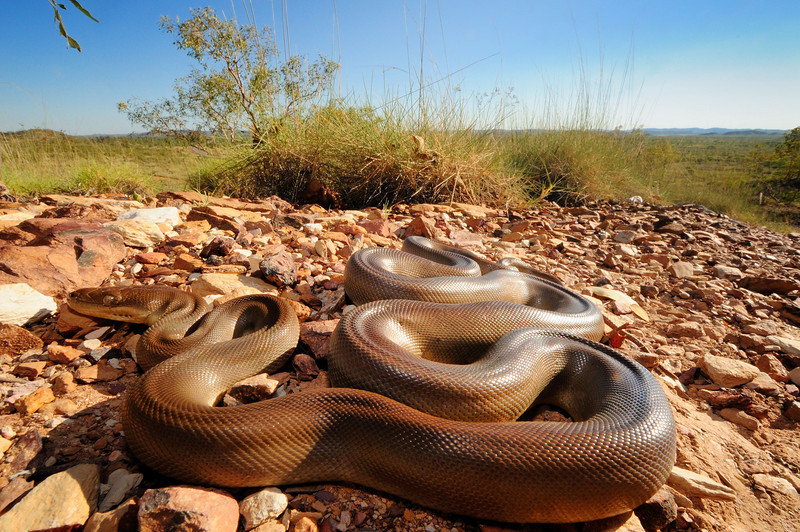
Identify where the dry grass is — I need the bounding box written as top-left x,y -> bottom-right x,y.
190,102 -> 525,208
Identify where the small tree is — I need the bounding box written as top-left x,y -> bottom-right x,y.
119,7 -> 339,143
775,126 -> 800,186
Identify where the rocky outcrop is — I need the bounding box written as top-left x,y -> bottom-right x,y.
0,194 -> 797,530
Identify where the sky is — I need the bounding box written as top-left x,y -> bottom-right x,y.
1,1 -> 799,135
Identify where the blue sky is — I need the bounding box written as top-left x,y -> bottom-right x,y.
2,1 -> 799,134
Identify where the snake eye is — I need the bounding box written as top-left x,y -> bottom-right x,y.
102,294 -> 119,306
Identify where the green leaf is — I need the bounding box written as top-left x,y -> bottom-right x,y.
67,35 -> 81,52
68,0 -> 99,23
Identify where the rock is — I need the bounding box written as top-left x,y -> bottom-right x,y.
744,372 -> 781,395
452,202 -> 494,218
173,252 -> 205,272
135,251 -> 168,265
699,354 -> 760,387
41,194 -> 145,214
0,476 -> 34,513
357,218 -> 391,237
292,353 -> 320,380
186,205 -> 248,232
41,396 -> 79,416
667,261 -> 695,278
789,367 -> 800,387
0,429 -> 42,487
15,386 -> 55,414
13,360 -> 47,379
299,320 -> 339,360
768,335 -> 800,357
752,474 -> 799,498
48,343 -> 85,364
742,320 -> 778,336
0,323 -> 43,357
712,264 -> 744,279
229,374 -> 279,403
633,487 -> 677,531
239,487 -> 289,529
191,273 -> 279,298
666,321 -> 705,339
293,515 -> 319,532
98,468 -> 143,512
0,225 -> 126,297
0,283 -> 57,325
51,372 -> 77,395
104,220 -> 165,248
785,401 -> 800,421
138,485 -> 239,532
84,497 -> 138,532
259,251 -> 298,288
738,276 -> 800,295
117,206 -> 181,227
755,353 -> 789,382
667,466 -> 737,501
404,215 -> 440,238
614,230 -> 637,244
74,360 -> 124,383
0,211 -> 35,230
719,408 -> 760,431
0,463 -> 100,531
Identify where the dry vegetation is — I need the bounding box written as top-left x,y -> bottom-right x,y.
0,125 -> 796,231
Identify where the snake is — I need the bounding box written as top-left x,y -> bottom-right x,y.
66,236 -> 676,524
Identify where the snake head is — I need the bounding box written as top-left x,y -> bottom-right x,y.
67,287 -> 152,323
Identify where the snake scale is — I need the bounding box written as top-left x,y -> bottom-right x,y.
67,236 -> 676,524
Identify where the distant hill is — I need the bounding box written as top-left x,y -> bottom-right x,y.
643,128 -> 786,136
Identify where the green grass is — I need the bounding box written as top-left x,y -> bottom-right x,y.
1,126 -> 797,231
501,129 -> 676,204
641,134 -> 795,230
0,129 -> 231,198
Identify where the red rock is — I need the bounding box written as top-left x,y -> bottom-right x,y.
640,253 -> 670,267
755,354 -> 789,382
666,261 -> 695,279
404,215 -> 440,238
138,486 -> 239,532
13,361 -> 47,379
357,218 -> 391,238
200,236 -> 237,257
0,476 -> 34,513
738,276 -> 800,295
0,323 -> 43,357
0,225 -> 126,297
186,206 -> 245,233
56,301 -> 107,336
299,320 -> 339,360
74,360 -> 124,383
666,321 -> 705,339
173,253 -> 205,272
135,252 -> 168,264
84,497 -> 138,532
292,353 -> 320,380
51,372 -> 77,395
16,386 -> 55,414
260,251 -> 297,288
47,343 -> 84,364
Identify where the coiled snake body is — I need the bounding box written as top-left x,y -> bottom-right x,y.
67,236 -> 676,523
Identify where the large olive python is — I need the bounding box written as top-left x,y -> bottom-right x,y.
67,236 -> 676,523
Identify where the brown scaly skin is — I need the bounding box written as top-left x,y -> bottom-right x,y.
67,237 -> 676,523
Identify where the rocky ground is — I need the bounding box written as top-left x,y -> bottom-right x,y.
0,191 -> 797,531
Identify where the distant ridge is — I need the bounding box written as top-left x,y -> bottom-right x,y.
643,127 -> 786,136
